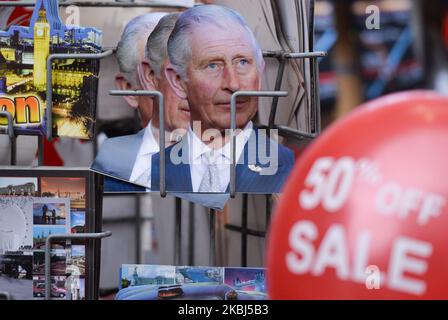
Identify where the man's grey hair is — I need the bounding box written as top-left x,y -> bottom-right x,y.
167,5 -> 264,80
116,12 -> 167,84
145,13 -> 180,79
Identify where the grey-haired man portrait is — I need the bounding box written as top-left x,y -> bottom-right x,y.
115,12 -> 167,128
150,5 -> 295,195
92,13 -> 191,189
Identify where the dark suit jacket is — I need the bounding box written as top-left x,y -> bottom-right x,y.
150,127 -> 295,194
103,176 -> 146,193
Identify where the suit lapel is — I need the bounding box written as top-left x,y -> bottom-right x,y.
169,137 -> 193,192
166,161 -> 192,192
225,128 -> 259,193
152,139 -> 193,192
226,127 -> 287,193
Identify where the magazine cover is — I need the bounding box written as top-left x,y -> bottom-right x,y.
117,264 -> 267,300
0,0 -> 102,139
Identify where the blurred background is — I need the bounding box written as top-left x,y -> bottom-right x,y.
315,0 -> 448,127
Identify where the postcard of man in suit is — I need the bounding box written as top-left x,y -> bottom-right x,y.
150,5 -> 295,195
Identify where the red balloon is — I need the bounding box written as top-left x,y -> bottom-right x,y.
267,91 -> 448,299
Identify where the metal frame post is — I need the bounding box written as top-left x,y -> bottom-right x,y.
46,51 -> 113,139
241,193 -> 248,267
45,231 -> 112,300
109,90 -> 166,197
0,111 -> 16,165
230,91 -> 288,198
209,209 -> 216,266
174,197 -> 182,265
188,202 -> 195,265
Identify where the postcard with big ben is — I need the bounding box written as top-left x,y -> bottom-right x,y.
0,0 -> 102,139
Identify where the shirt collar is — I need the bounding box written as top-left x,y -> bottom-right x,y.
188,121 -> 254,163
138,121 -> 160,156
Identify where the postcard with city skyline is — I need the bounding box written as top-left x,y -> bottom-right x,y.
117,265 -> 267,300
1,168 -> 97,300
0,0 -> 102,139
67,244 -> 85,276
33,198 -> 69,226
120,264 -> 176,289
33,249 -> 66,276
175,266 -> 223,285
0,177 -> 38,196
33,225 -> 66,250
40,177 -> 86,209
224,267 -> 267,294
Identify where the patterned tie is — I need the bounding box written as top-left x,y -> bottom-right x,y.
198,151 -> 222,192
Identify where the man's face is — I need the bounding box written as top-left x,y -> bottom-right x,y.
181,23 -> 261,132
158,59 -> 190,132
116,35 -> 154,128
135,87 -> 154,128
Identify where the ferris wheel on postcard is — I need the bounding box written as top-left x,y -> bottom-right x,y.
0,197 -> 33,254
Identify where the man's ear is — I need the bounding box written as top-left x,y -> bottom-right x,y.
165,63 -> 188,99
115,73 -> 139,109
258,58 -> 266,90
138,60 -> 157,91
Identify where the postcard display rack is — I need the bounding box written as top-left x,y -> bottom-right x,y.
0,0 -> 114,300
0,0 -> 326,299
106,0 -> 326,270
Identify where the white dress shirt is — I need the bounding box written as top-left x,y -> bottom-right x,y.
129,121 -> 160,188
188,121 -> 253,192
